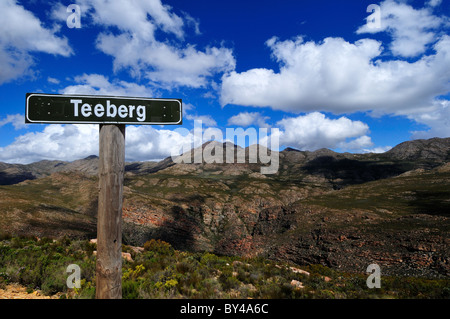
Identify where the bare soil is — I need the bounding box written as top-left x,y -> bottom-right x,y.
0,283 -> 61,299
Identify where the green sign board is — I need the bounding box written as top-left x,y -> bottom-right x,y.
26,93 -> 182,125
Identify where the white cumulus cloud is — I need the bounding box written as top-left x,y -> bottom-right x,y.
357,0 -> 446,58
221,35 -> 450,115
185,114 -> 217,127
0,124 -> 98,164
275,112 -> 371,151
427,0 -> 442,7
0,123 -> 195,164
60,74 -> 155,97
228,112 -> 271,128
220,0 -> 450,140
0,114 -> 28,130
0,0 -> 73,84
409,99 -> 450,139
69,0 -> 235,89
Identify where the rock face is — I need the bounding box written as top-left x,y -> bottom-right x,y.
0,137 -> 449,278
253,204 -> 449,278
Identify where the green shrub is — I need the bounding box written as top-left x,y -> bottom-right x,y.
197,278 -> 221,298
41,275 -> 66,295
122,280 -> 141,299
58,235 -> 71,247
82,241 -> 96,257
72,280 -> 96,299
0,232 -> 12,241
1,235 -> 449,299
36,237 -> 54,246
0,276 -> 8,289
143,239 -> 174,256
10,237 -> 24,249
175,261 -> 193,274
306,264 -> 337,278
258,279 -> 291,298
180,269 -> 203,290
219,272 -> 241,291
123,264 -> 145,281
200,252 -> 219,266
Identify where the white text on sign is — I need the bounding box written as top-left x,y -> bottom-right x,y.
71,99 -> 146,121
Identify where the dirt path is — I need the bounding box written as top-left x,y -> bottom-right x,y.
0,283 -> 61,299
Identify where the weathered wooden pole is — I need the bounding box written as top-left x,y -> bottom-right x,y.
96,124 -> 125,299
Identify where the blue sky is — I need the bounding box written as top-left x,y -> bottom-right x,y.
0,0 -> 449,163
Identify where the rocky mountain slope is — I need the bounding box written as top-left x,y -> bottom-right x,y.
0,137 -> 449,278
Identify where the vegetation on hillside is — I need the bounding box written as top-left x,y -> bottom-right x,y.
0,234 -> 448,299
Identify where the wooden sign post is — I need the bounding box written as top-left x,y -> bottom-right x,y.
26,93 -> 182,299
96,124 -> 125,299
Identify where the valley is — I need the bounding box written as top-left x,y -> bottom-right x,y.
0,137 -> 449,279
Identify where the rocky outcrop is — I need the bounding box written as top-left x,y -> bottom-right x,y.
253,205 -> 449,278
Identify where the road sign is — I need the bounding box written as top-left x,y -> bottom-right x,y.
25,92 -> 183,299
26,93 -> 182,125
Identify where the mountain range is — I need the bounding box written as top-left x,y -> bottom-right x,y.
0,137 -> 449,278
